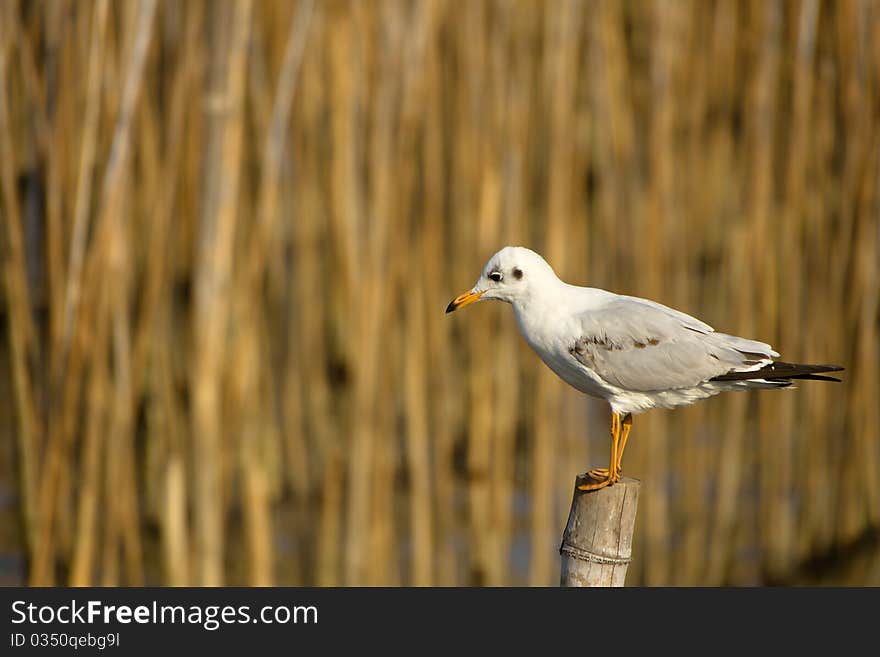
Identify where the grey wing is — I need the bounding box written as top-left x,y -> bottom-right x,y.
570,298 -> 779,392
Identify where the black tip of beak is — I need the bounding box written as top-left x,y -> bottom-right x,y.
445,300 -> 457,314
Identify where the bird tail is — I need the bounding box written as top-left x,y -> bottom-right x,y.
710,361 -> 844,384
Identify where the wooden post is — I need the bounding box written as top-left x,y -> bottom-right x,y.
559,476 -> 640,587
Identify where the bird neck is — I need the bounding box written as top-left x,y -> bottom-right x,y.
512,281 -> 611,333
511,278 -> 571,330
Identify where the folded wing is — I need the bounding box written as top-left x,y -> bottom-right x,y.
570,297 -> 779,392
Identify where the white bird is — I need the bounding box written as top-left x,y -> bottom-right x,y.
446,246 -> 843,491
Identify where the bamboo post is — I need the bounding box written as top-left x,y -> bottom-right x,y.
559,476 -> 640,587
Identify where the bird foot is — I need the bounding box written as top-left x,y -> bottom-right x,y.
578,476 -> 614,491
578,470 -> 620,491
586,466 -> 623,480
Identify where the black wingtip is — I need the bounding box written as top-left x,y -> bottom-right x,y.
711,362 -> 845,383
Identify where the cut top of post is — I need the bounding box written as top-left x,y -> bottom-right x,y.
559,476 -> 641,587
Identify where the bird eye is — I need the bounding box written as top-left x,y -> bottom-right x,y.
513,268 -> 523,280
489,271 -> 503,282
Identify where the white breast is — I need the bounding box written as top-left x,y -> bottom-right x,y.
513,299 -> 615,400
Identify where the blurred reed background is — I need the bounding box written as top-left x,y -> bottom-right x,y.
1,0 -> 879,586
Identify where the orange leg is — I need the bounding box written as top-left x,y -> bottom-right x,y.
592,414 -> 633,478
580,412 -> 622,491
614,413 -> 633,475
587,413 -> 618,480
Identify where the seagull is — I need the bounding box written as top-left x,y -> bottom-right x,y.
446,246 -> 843,491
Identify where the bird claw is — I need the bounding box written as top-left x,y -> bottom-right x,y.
587,466 -> 623,480
579,468 -> 620,491
578,476 -> 614,491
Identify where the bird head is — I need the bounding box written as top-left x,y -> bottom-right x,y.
446,246 -> 558,313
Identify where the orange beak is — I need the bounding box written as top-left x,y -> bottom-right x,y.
446,289 -> 485,313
